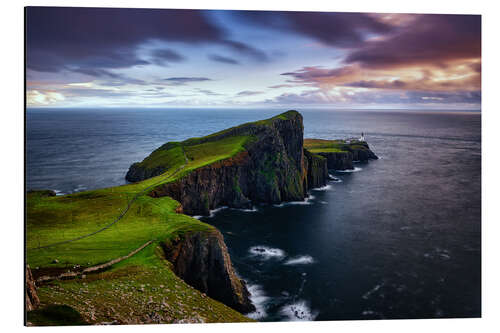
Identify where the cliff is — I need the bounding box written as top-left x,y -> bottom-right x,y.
162,230 -> 255,313
303,149 -> 328,189
304,138 -> 378,170
316,151 -> 353,170
130,111 -> 309,215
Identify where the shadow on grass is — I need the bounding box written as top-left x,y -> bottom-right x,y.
27,304 -> 88,326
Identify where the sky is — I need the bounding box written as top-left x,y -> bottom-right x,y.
25,7 -> 481,109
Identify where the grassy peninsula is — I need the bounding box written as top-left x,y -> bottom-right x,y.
26,111 -> 302,325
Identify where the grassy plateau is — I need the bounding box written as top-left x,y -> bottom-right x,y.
304,138 -> 366,154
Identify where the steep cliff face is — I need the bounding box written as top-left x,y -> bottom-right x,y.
147,111 -> 307,215
347,142 -> 379,162
317,151 -> 354,171
303,149 -> 328,189
304,140 -> 378,171
162,230 -> 255,313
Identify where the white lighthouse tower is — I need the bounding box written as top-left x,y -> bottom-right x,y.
360,132 -> 365,141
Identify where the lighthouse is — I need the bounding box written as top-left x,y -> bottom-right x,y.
360,132 -> 365,141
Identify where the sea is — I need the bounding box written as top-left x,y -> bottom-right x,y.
26,108 -> 481,321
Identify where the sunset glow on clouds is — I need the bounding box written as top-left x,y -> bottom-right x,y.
26,7 -> 481,109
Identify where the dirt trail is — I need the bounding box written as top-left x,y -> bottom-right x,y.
36,240 -> 154,284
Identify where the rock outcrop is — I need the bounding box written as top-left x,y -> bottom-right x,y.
26,265 -> 40,311
162,230 -> 255,313
348,142 -> 379,162
316,142 -> 378,171
316,151 -> 354,171
303,149 -> 328,189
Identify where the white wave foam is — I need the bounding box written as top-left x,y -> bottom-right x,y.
328,174 -> 343,183
279,300 -> 318,321
336,167 -> 362,173
209,206 -> 228,217
362,310 -> 383,317
249,246 -> 286,260
192,205 -> 255,219
284,255 -> 315,266
54,190 -> 65,196
246,284 -> 269,320
311,185 -> 332,191
424,248 -> 451,260
362,283 -> 383,300
231,206 -> 258,212
273,195 -> 315,207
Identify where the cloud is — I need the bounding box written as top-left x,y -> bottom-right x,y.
280,58 -> 481,93
344,14 -> 481,68
269,90 -> 334,105
237,11 -> 393,47
69,68 -> 148,86
344,80 -> 407,89
236,90 -> 265,97
281,65 -> 357,83
267,88 -> 481,107
163,77 -> 212,85
195,88 -> 223,96
27,90 -> 65,105
219,40 -> 268,61
268,84 -> 296,89
405,90 -> 481,104
150,49 -> 186,65
60,87 -> 137,99
276,14 -> 481,107
26,7 -> 267,74
208,54 -> 239,65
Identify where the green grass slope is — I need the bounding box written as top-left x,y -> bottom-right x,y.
26,111 -> 302,324
304,138 -> 366,153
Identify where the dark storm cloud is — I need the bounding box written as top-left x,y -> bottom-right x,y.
70,68 -> 148,85
163,77 -> 212,85
236,11 -> 393,47
195,88 -> 223,96
344,80 -> 407,89
26,7 -> 267,74
344,14 -> 481,68
219,40 -> 268,61
150,49 -> 186,65
236,90 -> 265,97
268,84 -> 295,89
281,66 -> 357,81
208,54 -> 240,65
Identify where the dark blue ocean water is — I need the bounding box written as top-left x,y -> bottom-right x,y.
26,108 -> 481,321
